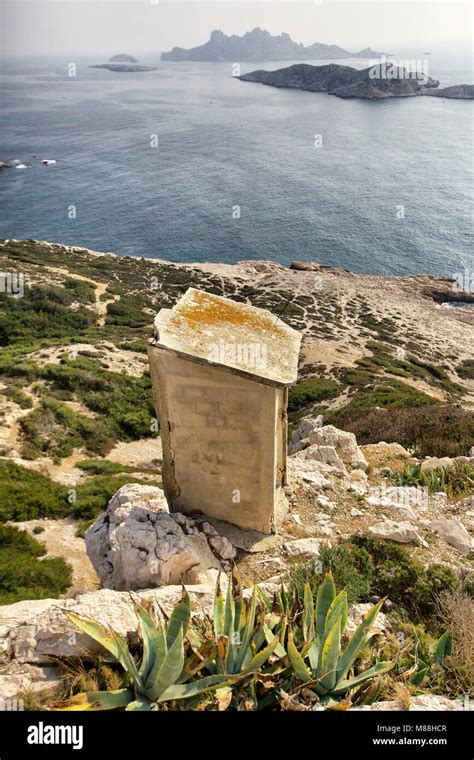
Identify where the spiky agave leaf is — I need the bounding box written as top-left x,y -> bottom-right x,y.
157,674 -> 237,702
315,573 -> 336,641
302,583 -> 315,642
60,688 -> 134,711
332,661 -> 394,695
146,626 -> 185,701
287,632 -> 311,683
134,603 -> 165,682
243,635 -> 279,674
336,598 -> 385,683
65,611 -> 142,689
165,587 -> 191,648
319,615 -> 342,692
213,573 -> 225,638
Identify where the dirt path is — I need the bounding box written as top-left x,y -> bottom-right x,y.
43,265 -> 119,326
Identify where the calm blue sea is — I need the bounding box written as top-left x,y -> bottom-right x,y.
0,51 -> 473,276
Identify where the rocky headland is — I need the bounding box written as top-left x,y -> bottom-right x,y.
238,63 -> 474,100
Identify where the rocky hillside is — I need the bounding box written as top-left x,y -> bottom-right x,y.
0,238 -> 472,710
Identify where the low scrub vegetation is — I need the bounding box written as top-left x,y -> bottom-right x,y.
390,462 -> 474,498
288,377 -> 340,412
0,284 -> 96,347
290,536 -> 468,625
330,403 -> 474,458
0,462 -> 155,523
0,525 -> 72,604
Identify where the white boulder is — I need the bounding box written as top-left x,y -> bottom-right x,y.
85,484 -> 228,590
429,517 -> 473,555
367,520 -> 428,547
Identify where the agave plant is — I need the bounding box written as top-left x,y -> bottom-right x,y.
209,574 -> 284,675
62,589 -> 233,710
409,628 -> 452,686
286,573 -> 393,701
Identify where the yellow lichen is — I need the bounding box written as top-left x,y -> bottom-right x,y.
170,289 -> 281,336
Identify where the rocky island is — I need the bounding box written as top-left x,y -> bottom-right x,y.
162,27 -> 387,62
90,54 -> 156,72
239,62 -> 474,100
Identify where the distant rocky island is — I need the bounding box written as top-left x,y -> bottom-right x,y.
161,28 -> 387,62
239,63 -> 474,100
90,54 -> 156,72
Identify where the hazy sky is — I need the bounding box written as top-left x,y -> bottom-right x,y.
1,1 -> 472,57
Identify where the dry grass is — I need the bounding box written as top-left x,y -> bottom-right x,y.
437,590 -> 474,695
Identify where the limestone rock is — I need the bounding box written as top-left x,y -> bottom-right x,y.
290,422 -> 367,473
429,517 -> 473,555
85,484 -> 223,590
283,538 -> 322,558
352,695 -> 468,711
208,535 -> 237,561
0,663 -> 61,700
361,441 -> 411,463
0,582 -> 220,666
366,486 -> 427,518
346,603 -> 391,636
421,456 -> 470,473
367,520 -> 427,547
287,457 -> 332,488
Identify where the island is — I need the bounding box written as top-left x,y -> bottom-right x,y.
108,54 -> 139,63
238,63 -> 474,100
90,54 -> 156,72
161,28 -> 387,62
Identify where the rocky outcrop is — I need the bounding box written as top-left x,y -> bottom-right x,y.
239,63 -> 473,100
162,28 -> 386,62
85,484 -> 236,590
367,520 -> 427,547
421,455 -> 472,472
0,583 -> 218,667
429,517 -> 473,555
290,421 -> 368,473
422,84 -> 474,99
352,695 -> 470,711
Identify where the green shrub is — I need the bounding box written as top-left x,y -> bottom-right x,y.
290,537 -> 465,627
1,386 -> 33,409
0,284 -> 96,347
330,403 -> 474,458
64,278 -> 96,304
0,525 -> 72,603
0,462 -> 69,522
288,377 -> 340,412
0,462 -> 156,523
342,380 -> 437,410
20,398 -> 116,459
456,359 -> 474,380
76,459 -> 135,475
350,535 -> 462,622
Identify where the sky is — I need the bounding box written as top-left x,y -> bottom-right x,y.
1,1 -> 472,57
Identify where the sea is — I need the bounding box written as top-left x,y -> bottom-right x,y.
0,50 -> 473,277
